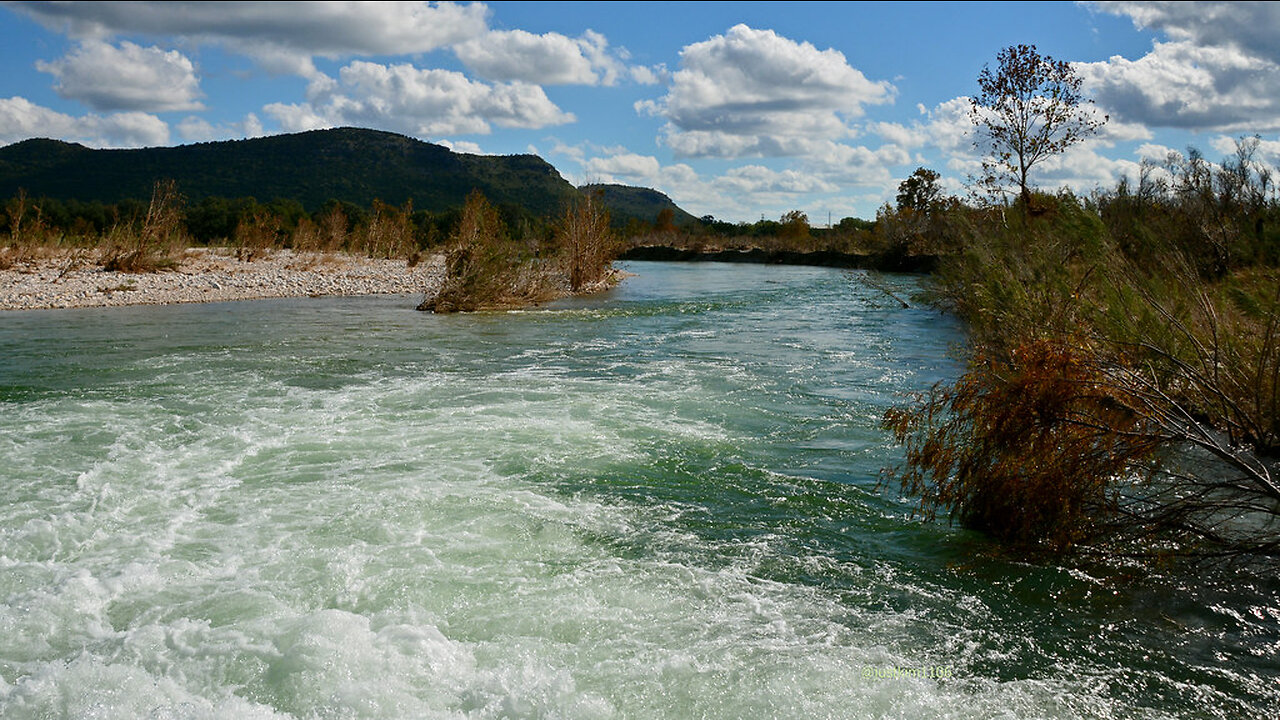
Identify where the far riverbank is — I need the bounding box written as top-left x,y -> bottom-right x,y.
618,244 -> 938,272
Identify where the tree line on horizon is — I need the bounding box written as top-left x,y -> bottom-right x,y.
0,183 -> 885,258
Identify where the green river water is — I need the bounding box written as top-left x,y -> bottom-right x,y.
0,261 -> 1275,718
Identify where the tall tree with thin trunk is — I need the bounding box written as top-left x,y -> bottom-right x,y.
970,44 -> 1106,206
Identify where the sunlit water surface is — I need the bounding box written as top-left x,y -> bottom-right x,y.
1,262 -> 1275,719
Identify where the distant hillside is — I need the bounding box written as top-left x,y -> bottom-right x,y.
580,183 -> 699,228
0,127 -> 579,216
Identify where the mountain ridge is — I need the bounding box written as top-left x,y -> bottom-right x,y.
0,128 -> 701,227
0,128 -> 578,217
578,183 -> 700,228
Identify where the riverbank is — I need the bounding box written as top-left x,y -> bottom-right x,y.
0,247 -> 444,311
618,244 -> 938,272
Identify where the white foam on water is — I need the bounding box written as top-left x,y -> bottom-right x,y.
1,274 -> 1272,718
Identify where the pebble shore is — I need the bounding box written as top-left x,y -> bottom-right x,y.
0,248 -> 445,311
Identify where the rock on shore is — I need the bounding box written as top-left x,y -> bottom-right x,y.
0,248 -> 445,311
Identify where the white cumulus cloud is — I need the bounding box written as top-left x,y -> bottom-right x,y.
0,96 -> 169,147
573,145 -> 893,223
176,113 -> 265,143
456,28 -> 654,86
638,24 -> 894,158
1077,41 -> 1280,132
264,60 -> 574,137
10,1 -> 491,86
434,138 -> 488,154
457,29 -> 601,85
1082,2 -> 1280,131
715,165 -> 839,195
1091,2 -> 1280,64
35,40 -> 203,112
583,152 -> 662,180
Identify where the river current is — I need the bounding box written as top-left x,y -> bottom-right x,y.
1,261 -> 1275,718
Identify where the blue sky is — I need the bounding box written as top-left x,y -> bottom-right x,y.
2,1 -> 1279,222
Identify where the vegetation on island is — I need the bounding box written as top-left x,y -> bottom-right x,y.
880,45 -> 1280,562
417,189 -> 618,312
608,176 -> 949,271
616,205 -> 930,271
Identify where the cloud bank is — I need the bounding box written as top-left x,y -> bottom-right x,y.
0,96 -> 168,147
10,1 -> 489,56
266,61 -> 574,137
1082,2 -> 1280,131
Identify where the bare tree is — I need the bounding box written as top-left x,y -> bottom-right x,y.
556,191 -> 615,291
970,44 -> 1106,206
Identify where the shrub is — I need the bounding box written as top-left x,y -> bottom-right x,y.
555,191 -> 617,291
355,200 -> 417,260
316,203 -> 350,253
884,338 -> 1161,553
420,190 -> 557,312
232,210 -> 282,261
101,180 -> 186,272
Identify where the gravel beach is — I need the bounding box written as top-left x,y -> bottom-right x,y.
0,248 -> 445,311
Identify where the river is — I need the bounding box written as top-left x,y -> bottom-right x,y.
0,261 -> 1275,718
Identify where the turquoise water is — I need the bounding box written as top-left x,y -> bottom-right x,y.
0,261 -> 1275,719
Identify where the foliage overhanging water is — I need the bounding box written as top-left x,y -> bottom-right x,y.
0,261 -> 1275,719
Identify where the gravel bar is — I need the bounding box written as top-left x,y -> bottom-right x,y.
0,248 -> 445,311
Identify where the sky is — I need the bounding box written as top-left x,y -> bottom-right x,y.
2,1 -> 1279,223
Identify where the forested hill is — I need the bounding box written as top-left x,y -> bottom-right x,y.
0,127 -> 580,216
579,183 -> 701,228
